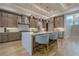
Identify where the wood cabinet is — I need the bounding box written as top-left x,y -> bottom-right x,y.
42,20 -> 47,28
48,18 -> 54,31
0,33 -> 8,43
0,12 -> 2,27
54,15 -> 64,28
0,32 -> 20,43
2,12 -> 8,27
8,32 -> 20,41
0,11 -> 19,27
1,33 -> 8,42
14,32 -> 21,40
0,33 -> 2,42
7,14 -> 18,27
30,19 -> 37,28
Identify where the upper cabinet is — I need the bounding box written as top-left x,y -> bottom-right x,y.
48,18 -> 54,31
54,15 -> 64,28
29,16 -> 37,28
7,13 -> 18,27
2,12 -> 8,27
42,20 -> 47,28
0,12 -> 2,27
0,11 -> 20,27
30,19 -> 37,28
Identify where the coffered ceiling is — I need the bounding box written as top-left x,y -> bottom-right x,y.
0,3 -> 79,19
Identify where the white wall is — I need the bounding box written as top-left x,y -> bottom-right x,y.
64,12 -> 79,39
64,15 -> 73,39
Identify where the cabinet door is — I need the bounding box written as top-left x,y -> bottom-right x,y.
59,16 -> 64,27
13,15 -> 18,27
55,16 -> 64,28
18,16 -> 22,23
12,14 -> 18,27
14,32 -> 20,40
8,32 -> 20,41
1,33 -> 8,42
2,12 -> 8,27
8,14 -> 18,27
55,17 -> 60,28
8,33 -> 15,41
42,20 -> 47,28
0,33 -> 2,42
0,12 -> 2,27
29,16 -> 37,28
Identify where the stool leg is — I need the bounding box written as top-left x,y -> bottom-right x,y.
46,44 -> 49,56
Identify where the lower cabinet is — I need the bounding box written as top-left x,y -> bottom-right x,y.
0,32 -> 21,43
0,33 -> 2,42
1,33 -> 8,42
0,33 -> 8,43
8,32 -> 20,41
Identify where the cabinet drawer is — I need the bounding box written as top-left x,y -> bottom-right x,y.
8,32 -> 20,41
0,34 -> 2,42
0,12 -> 2,27
1,33 -> 8,42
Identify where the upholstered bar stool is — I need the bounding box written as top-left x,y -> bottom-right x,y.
35,34 -> 49,55
58,31 -> 64,39
49,32 -> 58,40
49,32 -> 58,47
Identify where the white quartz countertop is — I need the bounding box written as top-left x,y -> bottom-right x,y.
26,31 -> 54,36
54,28 -> 64,31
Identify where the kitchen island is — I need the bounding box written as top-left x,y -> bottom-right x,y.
21,31 -> 53,55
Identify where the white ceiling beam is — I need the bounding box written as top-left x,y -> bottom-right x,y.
48,7 -> 79,19
32,3 -> 49,14
59,3 -> 68,10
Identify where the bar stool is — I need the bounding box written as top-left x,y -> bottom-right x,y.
49,32 -> 58,40
58,31 -> 64,39
35,34 -> 49,55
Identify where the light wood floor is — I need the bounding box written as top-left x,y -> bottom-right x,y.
63,29 -> 79,56
0,40 -> 29,56
0,39 -> 63,56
